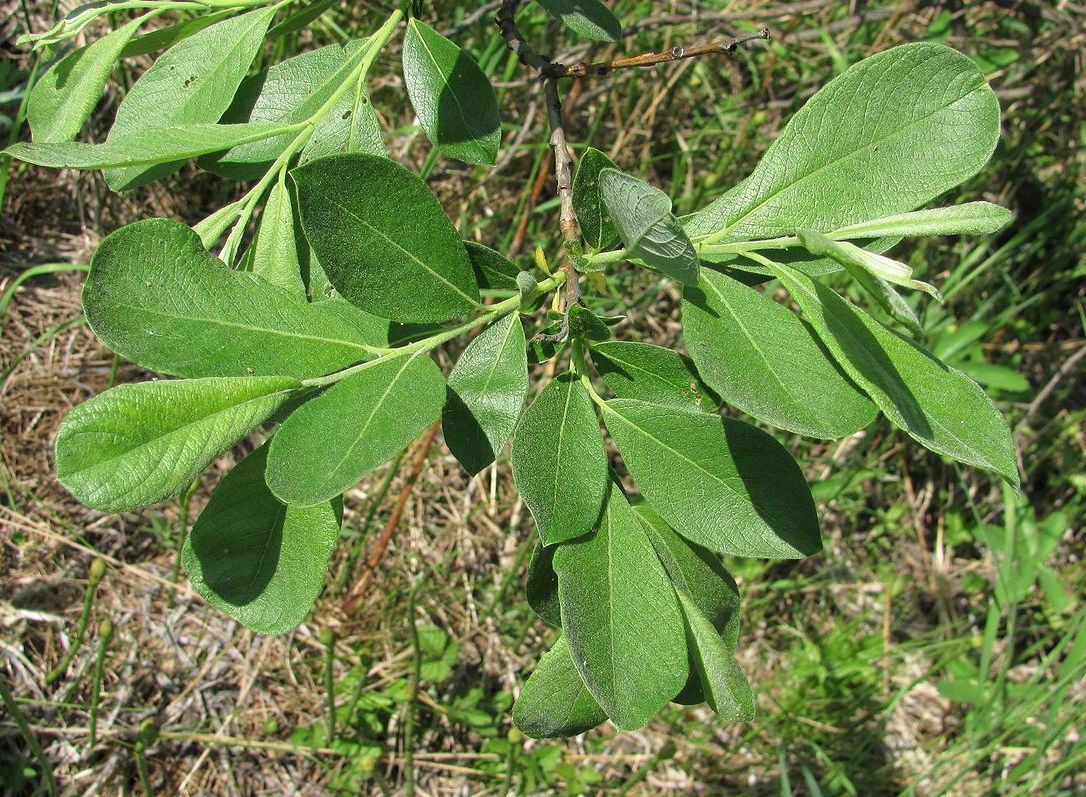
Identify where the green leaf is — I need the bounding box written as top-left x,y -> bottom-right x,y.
512,635 -> 607,739
600,399 -> 821,558
250,178 -> 306,297
796,230 -> 923,334
693,43 -> 1000,241
533,0 -> 622,42
200,42 -> 363,178
82,218 -> 382,380
293,153 -> 480,323
120,10 -> 233,59
510,374 -> 608,545
4,122 -> 292,170
402,19 -> 500,165
526,542 -> 560,627
466,242 -> 520,291
632,499 -> 740,649
28,18 -> 142,143
590,340 -> 717,412
682,269 -> 876,438
600,169 -> 699,284
675,591 -> 756,722
572,147 -> 619,250
267,352 -> 446,506
828,202 -> 1013,241
301,57 -> 384,164
553,484 -> 687,730
182,445 -> 340,634
443,314 -> 528,475
55,376 -> 299,513
567,304 -> 610,342
104,6 -> 278,189
769,261 -> 1019,486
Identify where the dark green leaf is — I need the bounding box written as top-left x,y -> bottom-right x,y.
402,19 -> 500,165
675,590 -> 756,721
444,314 -> 528,475
466,242 -> 520,291
533,0 -> 622,42
590,340 -> 717,412
55,376 -> 299,513
769,262 -> 1020,486
182,445 -> 339,634
553,484 -> 687,730
526,542 -> 560,627
512,635 -> 607,738
572,147 -> 619,250
293,153 -> 480,323
510,374 -> 608,545
682,269 -> 876,438
267,352 -> 446,506
567,304 -> 610,342
82,218 -> 382,380
601,399 -> 821,558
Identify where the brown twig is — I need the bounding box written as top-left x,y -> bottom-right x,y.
554,29 -> 770,77
343,422 -> 440,614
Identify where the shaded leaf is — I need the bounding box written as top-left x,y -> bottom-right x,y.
512,635 -> 607,738
533,0 -> 622,41
572,147 -> 619,250
675,590 -> 756,721
590,340 -> 717,412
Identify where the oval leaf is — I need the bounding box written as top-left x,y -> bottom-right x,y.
572,147 -> 620,250
443,314 -> 528,475
510,374 -> 608,545
675,590 -> 756,722
682,269 -> 876,438
590,340 -> 717,412
601,399 -> 821,558
267,352 -> 446,506
82,218 -> 383,380
533,0 -> 622,42
769,261 -> 1020,486
553,484 -> 688,730
182,445 -> 340,634
55,376 -> 299,513
403,18 -> 500,165
293,153 -> 480,323
512,635 -> 607,739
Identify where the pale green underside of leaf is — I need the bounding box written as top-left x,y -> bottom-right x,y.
600,169 -> 698,284
182,445 -> 339,634
590,340 -> 717,412
293,153 -> 480,323
267,352 -> 446,506
601,399 -> 821,558
5,122 -> 292,170
533,0 -> 622,41
82,218 -> 382,380
510,374 -> 609,546
104,6 -> 278,189
830,202 -> 1013,240
553,485 -> 687,730
55,376 -> 299,513
403,18 -> 500,165
770,262 -> 1020,486
512,635 -> 607,739
444,314 -> 528,475
682,269 -> 876,438
689,42 -> 1000,242
675,590 -> 756,721
28,18 -> 142,143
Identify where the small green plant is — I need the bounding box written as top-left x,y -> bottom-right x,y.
8,0 -> 1019,737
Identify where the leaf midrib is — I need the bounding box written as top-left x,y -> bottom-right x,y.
410,23 -> 490,158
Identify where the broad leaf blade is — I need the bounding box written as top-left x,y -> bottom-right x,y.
675,590 -> 756,722
293,153 -> 480,323
590,340 -> 717,412
682,269 -> 876,438
104,6 -> 278,189
769,262 -> 1020,486
696,43 -> 1000,241
510,374 -> 608,545
182,445 -> 340,634
444,314 -> 528,475
572,147 -> 620,250
267,353 -> 446,506
28,18 -> 142,143
600,169 -> 699,284
466,242 -> 520,291
403,19 -> 500,165
601,399 -> 821,558
553,484 -> 688,730
533,0 -> 622,41
55,376 -> 299,513
512,635 -> 607,739
82,218 -> 382,380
